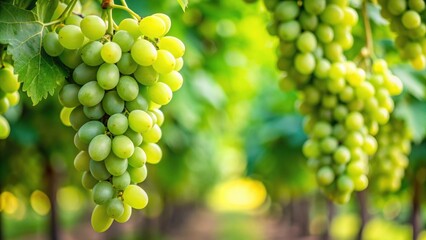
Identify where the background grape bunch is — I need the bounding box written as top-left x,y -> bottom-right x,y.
0,50 -> 20,140
43,3 -> 185,232
370,116 -> 412,192
378,0 -> 426,69
260,0 -> 403,203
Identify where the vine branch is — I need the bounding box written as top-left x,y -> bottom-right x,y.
362,0 -> 374,58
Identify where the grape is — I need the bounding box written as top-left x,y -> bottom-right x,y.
128,165 -> 147,183
107,113 -> 128,135
112,30 -> 135,52
275,1 -> 299,22
278,21 -> 301,41
88,134 -> 112,161
134,66 -> 159,86
59,49 -> 82,69
73,63 -> 98,85
83,104 -> 105,120
0,115 -> 10,139
78,81 -> 105,107
115,203 -> 132,223
119,18 -> 141,39
128,110 -> 153,133
112,135 -> 134,159
106,198 -> 124,219
81,41 -> 104,66
60,107 -> 73,127
97,63 -> 120,90
128,147 -> 147,168
91,204 -> 114,233
304,0 -> 326,15
74,151 -> 90,172
117,76 -> 139,101
295,52 -> 315,75
175,57 -> 184,71
92,181 -> 114,205
159,71 -> 183,92
78,121 -> 105,144
105,153 -> 128,176
101,42 -> 122,64
117,52 -> 138,75
131,39 -> 157,66
122,185 -> 148,209
43,32 -> 64,57
147,82 -> 173,105
296,31 -> 317,53
142,143 -> 162,164
139,15 -> 166,38
59,84 -> 81,108
112,172 -> 131,190
152,50 -> 176,74
65,15 -> 82,26
126,94 -> 149,112
317,166 -> 334,186
142,124 -> 162,143
80,15 -> 107,40
58,25 -> 85,50
102,91 -> 125,115
153,13 -> 171,34
157,36 -> 185,58
125,129 -> 143,147
82,171 -> 98,190
320,4 -> 344,25
90,159 -> 111,181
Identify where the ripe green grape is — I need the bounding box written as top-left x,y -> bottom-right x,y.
147,82 -> 173,105
78,81 -> 105,107
142,143 -> 162,164
157,36 -> 185,58
97,63 -> 120,90
90,159 -> 111,181
117,76 -> 139,101
43,32 -> 64,57
131,39 -> 157,66
134,66 -> 159,86
0,115 -> 10,139
74,151 -> 90,172
81,41 -> 104,66
60,107 -> 73,127
122,184 -> 148,209
106,198 -> 124,219
101,42 -> 122,64
128,110 -> 153,133
142,124 -> 162,143
92,181 -> 114,205
78,121 -> 105,145
83,104 -> 105,120
82,171 -> 98,190
107,113 -> 128,135
88,134 -> 112,161
105,153 -> 128,176
112,135 -> 134,159
102,91 -> 125,115
274,1 -> 299,22
115,203 -> 132,223
128,147 -> 147,168
139,15 -> 166,38
112,172 -> 131,190
80,15 -> 107,40
112,30 -> 134,52
117,52 -> 138,75
58,25 -> 85,50
159,71 -> 183,92
119,18 -> 141,39
73,63 -> 98,85
59,49 -> 82,69
70,106 -> 90,131
91,204 -> 114,233
59,84 -> 81,108
296,31 -> 317,53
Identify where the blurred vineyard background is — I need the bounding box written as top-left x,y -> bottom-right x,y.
2,0 -> 426,239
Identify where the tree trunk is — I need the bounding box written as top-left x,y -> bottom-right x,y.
321,199 -> 334,240
356,190 -> 368,240
412,173 -> 422,240
41,148 -> 59,240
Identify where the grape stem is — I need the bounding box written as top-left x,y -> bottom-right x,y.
110,4 -> 141,21
44,0 -> 78,27
362,0 -> 374,58
107,7 -> 115,36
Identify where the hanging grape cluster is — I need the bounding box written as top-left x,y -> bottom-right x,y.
370,117 -> 411,192
378,0 -> 426,69
260,0 -> 403,203
43,3 -> 185,232
0,51 -> 20,139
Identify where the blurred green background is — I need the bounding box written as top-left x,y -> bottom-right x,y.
2,0 -> 426,239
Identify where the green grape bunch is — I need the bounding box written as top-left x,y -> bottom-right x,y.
257,0 -> 404,203
0,53 -> 21,140
43,2 -> 185,232
370,117 -> 412,192
378,0 -> 426,69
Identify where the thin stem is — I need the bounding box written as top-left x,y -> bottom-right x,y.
110,4 -> 141,21
362,0 -> 374,58
107,7 -> 114,36
120,0 -> 128,8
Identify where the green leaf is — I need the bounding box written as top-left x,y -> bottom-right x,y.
35,0 -> 58,22
394,99 -> 426,144
176,0 -> 188,12
0,3 -> 66,105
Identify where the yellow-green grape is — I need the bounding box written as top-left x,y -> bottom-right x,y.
0,115 -> 10,139
115,202 -> 132,223
58,25 -> 85,50
80,15 -> 107,40
142,142 -> 162,164
131,39 -> 157,66
119,18 -> 141,39
147,82 -> 173,105
122,185 -> 148,209
139,15 -> 166,38
157,36 -> 185,58
153,13 -> 171,34
60,107 -> 73,127
91,204 -> 114,233
152,50 -> 176,74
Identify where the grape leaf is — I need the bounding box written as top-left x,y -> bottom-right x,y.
176,0 -> 188,12
394,99 -> 426,144
36,0 -> 58,22
0,3 -> 66,105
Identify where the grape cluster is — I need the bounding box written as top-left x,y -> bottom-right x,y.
370,117 -> 411,192
43,11 -> 184,232
0,60 -> 20,139
302,60 -> 402,203
261,0 -> 403,203
378,0 -> 426,69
